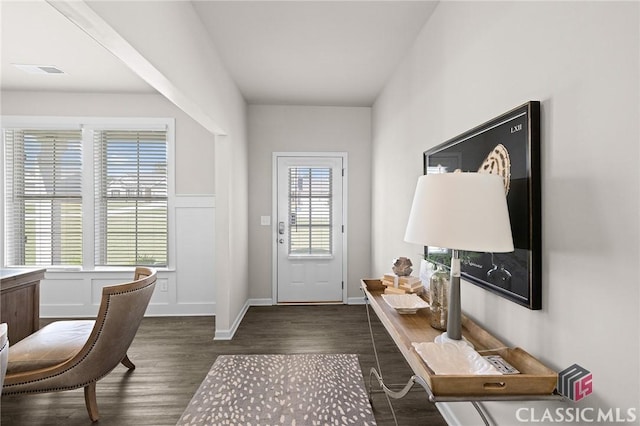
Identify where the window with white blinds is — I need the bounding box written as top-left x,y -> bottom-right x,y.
3,129 -> 83,266
288,167 -> 332,256
2,117 -> 173,269
94,130 -> 168,266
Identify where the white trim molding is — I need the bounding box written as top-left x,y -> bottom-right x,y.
38,195 -> 216,317
347,296 -> 367,305
214,300 -> 251,341
213,297 -> 371,341
213,298 -> 272,341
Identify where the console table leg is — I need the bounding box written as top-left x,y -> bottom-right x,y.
471,401 -> 492,426
369,367 -> 432,400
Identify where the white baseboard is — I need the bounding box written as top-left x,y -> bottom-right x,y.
213,298 -> 277,340
146,302 -> 215,316
248,298 -> 274,306
214,300 -> 251,341
213,296 -> 372,340
437,402 -> 462,425
41,302 -> 216,318
347,296 -> 367,305
42,295 -> 363,338
436,401 -> 490,425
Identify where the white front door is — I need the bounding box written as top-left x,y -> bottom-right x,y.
275,155 -> 344,303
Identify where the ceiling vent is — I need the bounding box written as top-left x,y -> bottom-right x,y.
12,64 -> 65,75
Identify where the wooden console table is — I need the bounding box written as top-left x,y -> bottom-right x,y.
361,278 -> 563,425
1,268 -> 46,343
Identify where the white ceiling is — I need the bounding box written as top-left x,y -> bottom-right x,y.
0,1 -> 155,94
192,1 -> 437,106
1,1 -> 437,107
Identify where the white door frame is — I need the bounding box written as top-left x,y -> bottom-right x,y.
272,152 -> 348,304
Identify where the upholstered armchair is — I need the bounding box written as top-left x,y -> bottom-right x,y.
2,267 -> 156,422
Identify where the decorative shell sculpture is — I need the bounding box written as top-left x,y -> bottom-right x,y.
392,257 -> 413,276
477,143 -> 511,195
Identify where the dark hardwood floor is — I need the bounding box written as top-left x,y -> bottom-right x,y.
1,305 -> 447,426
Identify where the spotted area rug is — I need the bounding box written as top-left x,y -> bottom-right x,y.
177,354 -> 376,426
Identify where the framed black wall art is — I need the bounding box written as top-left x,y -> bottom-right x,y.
423,101 -> 541,309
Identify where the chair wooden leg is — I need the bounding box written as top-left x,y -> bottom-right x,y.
120,353 -> 136,370
84,382 -> 100,422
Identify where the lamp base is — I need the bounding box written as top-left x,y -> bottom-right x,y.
434,332 -> 474,348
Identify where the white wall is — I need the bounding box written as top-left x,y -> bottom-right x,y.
1,91 -> 215,195
1,0 -> 249,336
1,91 -> 216,316
84,1 -> 249,338
372,2 -> 639,424
248,105 -> 371,303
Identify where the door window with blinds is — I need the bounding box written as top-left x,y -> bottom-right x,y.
288,167 -> 333,256
2,118 -> 173,269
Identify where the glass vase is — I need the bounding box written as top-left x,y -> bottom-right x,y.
429,263 -> 449,331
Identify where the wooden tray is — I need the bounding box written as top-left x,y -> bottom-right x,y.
362,279 -> 557,397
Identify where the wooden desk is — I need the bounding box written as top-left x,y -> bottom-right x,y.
1,268 -> 46,343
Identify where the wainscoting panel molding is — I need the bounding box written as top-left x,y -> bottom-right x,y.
39,195 -> 216,317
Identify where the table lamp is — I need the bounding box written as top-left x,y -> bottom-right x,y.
404,172 -> 514,342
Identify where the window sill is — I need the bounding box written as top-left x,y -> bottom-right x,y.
13,266 -> 176,274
